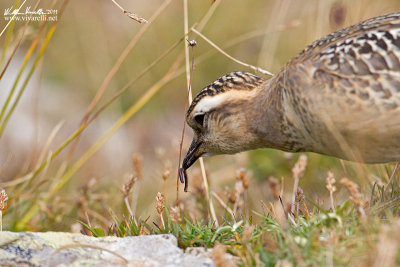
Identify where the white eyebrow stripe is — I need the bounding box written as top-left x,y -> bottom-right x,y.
194,94 -> 227,114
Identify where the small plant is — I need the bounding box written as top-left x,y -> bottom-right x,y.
0,189 -> 8,231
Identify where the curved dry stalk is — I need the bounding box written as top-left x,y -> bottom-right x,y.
48,243 -> 128,265
384,163 -> 399,194
211,191 -> 235,220
110,0 -> 148,23
191,28 -> 273,76
179,0 -> 219,226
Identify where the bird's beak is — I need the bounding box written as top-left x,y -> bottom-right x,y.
182,139 -> 203,170
179,139 -> 203,192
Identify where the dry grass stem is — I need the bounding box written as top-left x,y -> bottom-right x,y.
122,175 -> 137,217
124,11 -> 148,24
34,121 -> 64,171
192,28 -> 273,76
199,156 -> 219,225
162,170 -> 170,197
276,197 -> 288,229
177,2 -> 196,198
268,177 -> 281,200
292,155 -> 307,180
291,155 -> 307,214
237,168 -> 249,189
110,0 -> 148,23
340,178 -> 367,217
0,155 -> 12,177
257,0 -> 291,69
295,187 -> 310,219
212,191 -> 235,219
181,3 -> 219,225
122,175 -> 136,198
139,224 -> 146,235
162,170 -> 170,181
226,187 -> 237,204
260,200 -> 272,215
86,209 -> 111,228
233,169 -> 249,214
85,211 -> 92,229
0,189 -> 8,232
326,171 -> 337,212
242,225 -> 255,243
384,162 -> 399,194
183,0 -> 192,93
170,205 -> 182,223
196,0 -> 221,31
176,0 -> 198,200
233,187 -> 244,214
133,155 -> 143,180
156,192 -> 165,228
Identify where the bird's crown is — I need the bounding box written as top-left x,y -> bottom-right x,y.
186,71 -> 265,119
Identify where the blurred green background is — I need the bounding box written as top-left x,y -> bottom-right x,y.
0,0 -> 399,231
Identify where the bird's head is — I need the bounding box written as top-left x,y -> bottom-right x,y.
182,72 -> 266,171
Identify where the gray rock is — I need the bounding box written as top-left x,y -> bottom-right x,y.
0,232 -> 216,267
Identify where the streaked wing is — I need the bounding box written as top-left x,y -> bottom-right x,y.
281,13 -> 400,162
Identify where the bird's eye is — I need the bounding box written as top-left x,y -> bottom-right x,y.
194,113 -> 205,126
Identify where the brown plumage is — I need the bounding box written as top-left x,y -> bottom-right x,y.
180,13 -> 400,190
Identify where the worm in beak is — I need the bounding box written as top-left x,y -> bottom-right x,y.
179,140 -> 202,192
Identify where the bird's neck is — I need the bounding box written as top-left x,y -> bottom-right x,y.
247,74 -> 305,152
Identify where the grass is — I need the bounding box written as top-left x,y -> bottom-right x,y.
1,0 -> 400,266
80,158 -> 400,266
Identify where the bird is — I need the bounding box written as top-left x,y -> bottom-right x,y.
179,12 -> 400,191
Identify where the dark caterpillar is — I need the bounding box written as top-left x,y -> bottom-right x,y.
178,167 -> 189,192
